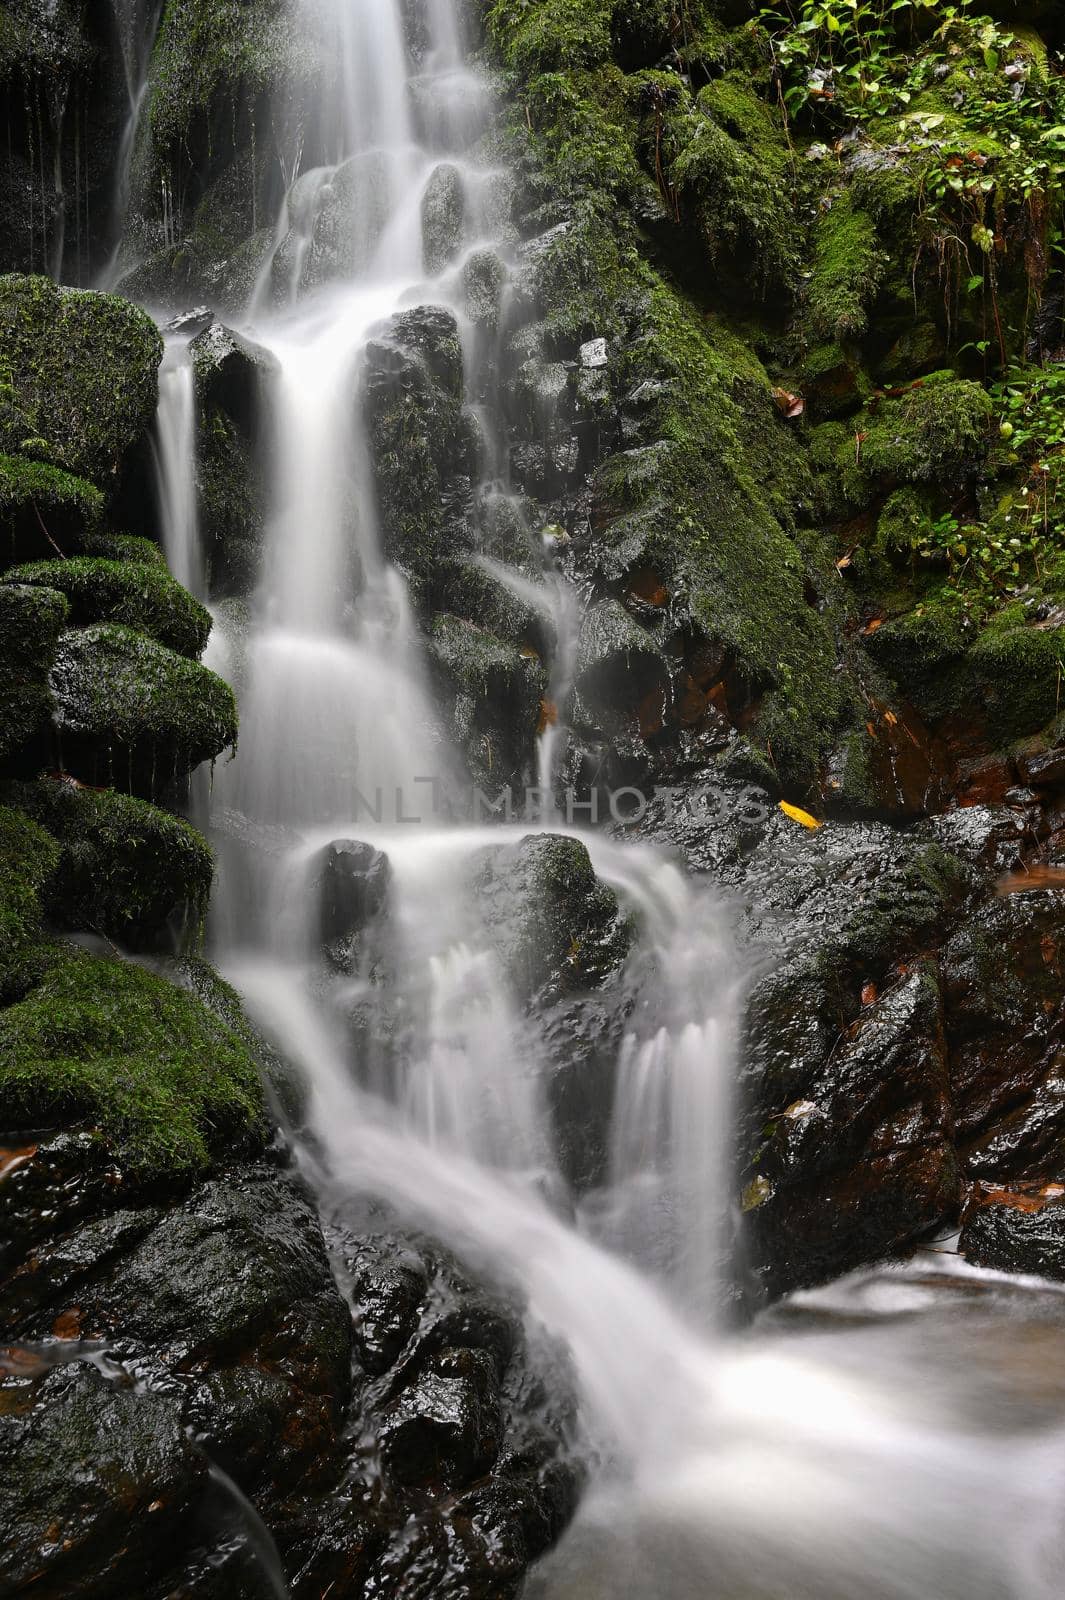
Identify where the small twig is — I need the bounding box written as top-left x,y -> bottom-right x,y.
31,499 -> 64,557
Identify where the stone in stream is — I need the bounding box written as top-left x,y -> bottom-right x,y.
313,838 -> 391,968
961,1183 -> 1065,1279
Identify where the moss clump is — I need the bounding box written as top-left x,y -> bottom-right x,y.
486,0 -> 612,75
2,779 -> 213,948
0,805 -> 60,1001
807,194 -> 883,343
5,558 -> 211,658
861,374 -> 993,484
968,624 -> 1065,744
0,453 -> 104,565
147,0 -> 309,153
0,944 -> 265,1177
0,275 -> 162,483
669,73 -> 798,293
80,531 -> 167,566
48,623 -> 237,789
0,582 -> 68,767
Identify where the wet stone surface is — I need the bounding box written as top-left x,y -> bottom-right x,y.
0,1137 -> 578,1599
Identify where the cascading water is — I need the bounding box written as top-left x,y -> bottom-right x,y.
139,0 -> 1065,1594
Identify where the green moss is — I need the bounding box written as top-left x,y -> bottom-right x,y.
147,0 -> 312,153
486,0 -> 613,75
0,275 -> 162,483
861,374 -> 993,484
0,579 -> 69,675
969,623 -> 1065,743
81,531 -> 167,567
0,453 -> 104,565
0,582 -> 67,768
5,558 -> 211,658
807,194 -> 883,343
48,623 -> 237,788
0,804 -> 60,1001
873,487 -> 934,561
668,73 -> 798,293
2,779 -> 213,948
0,944 -> 265,1177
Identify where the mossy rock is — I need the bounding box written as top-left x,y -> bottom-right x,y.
5,558 -> 212,658
48,623 -> 237,792
472,832 -> 632,1003
0,582 -> 68,769
668,72 -> 798,294
0,275 -> 163,483
806,193 -> 883,343
2,779 -> 213,949
861,374 -> 993,485
0,454 -> 103,566
0,944 -> 265,1178
0,805 -> 60,1001
968,624 -> 1065,745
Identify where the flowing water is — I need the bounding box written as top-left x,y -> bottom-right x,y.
136,0 -> 1065,1593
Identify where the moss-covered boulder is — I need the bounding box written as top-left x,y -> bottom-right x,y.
48,623 -> 237,792
362,305 -> 471,589
0,805 -> 60,1001
0,275 -> 163,483
0,945 -> 265,1177
0,453 -> 104,566
428,613 -> 545,788
3,779 -> 213,948
4,557 -> 212,657
472,833 -> 632,1005
0,580 -> 68,769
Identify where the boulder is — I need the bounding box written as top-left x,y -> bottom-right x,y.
0,276 -> 162,484
48,623 -> 237,795
2,778 -> 213,949
961,1183 -> 1065,1279
4,558 -> 211,658
314,839 -> 391,967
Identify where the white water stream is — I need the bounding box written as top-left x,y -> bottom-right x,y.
140,0 -> 1065,1594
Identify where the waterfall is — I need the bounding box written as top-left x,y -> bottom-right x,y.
153,338 -> 201,596
99,0 -> 164,290
134,0 -> 1065,1594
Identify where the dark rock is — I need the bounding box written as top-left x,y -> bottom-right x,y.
745,969 -> 959,1296
961,1183 -> 1065,1279
940,895 -> 1065,1168
472,833 -> 632,1006
0,1362 -> 204,1599
190,320 -> 277,436
344,1237 -> 428,1374
422,162 -> 466,273
1019,746 -> 1065,788
378,1345 -> 502,1488
314,839 -> 391,966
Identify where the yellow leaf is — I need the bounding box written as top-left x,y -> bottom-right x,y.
779,800 -> 823,830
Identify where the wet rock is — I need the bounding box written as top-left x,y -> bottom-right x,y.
473,833 -> 632,1005
47,623 -> 237,795
428,613 -> 545,789
745,969 -> 959,1296
344,1237 -> 428,1375
0,1362 -> 204,1600
1019,746 -> 1065,788
574,599 -> 669,730
378,1345 -> 502,1487
314,839 -> 391,967
961,1182 -> 1065,1279
462,248 -> 507,329
362,306 -> 472,587
422,161 -> 466,273
940,895 -> 1065,1168
190,320 -> 277,436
